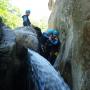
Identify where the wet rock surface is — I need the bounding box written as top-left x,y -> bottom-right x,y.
13,26 -> 38,51
0,25 -> 28,90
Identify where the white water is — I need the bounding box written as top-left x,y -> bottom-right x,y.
28,49 -> 70,90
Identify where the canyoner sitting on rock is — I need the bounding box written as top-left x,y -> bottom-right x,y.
22,10 -> 31,26
41,29 -> 61,65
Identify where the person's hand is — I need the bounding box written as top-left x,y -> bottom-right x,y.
49,36 -> 52,40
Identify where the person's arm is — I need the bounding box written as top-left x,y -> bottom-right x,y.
50,40 -> 58,45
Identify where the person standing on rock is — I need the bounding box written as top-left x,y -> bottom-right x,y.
22,10 -> 31,26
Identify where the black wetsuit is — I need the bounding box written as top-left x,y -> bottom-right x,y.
22,15 -> 31,26
41,33 -> 61,65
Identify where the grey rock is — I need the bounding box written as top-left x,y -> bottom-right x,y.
0,26 -> 28,90
14,26 -> 38,51
48,0 -> 55,11
48,0 -> 90,90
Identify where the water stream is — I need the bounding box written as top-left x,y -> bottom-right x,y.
28,49 -> 70,90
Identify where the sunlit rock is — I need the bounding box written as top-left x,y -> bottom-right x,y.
48,0 -> 90,90
48,0 -> 56,10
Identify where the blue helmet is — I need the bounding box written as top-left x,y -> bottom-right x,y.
53,30 -> 59,36
26,10 -> 31,14
47,29 -> 54,35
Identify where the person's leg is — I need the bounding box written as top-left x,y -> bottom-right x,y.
49,52 -> 56,65
23,22 -> 28,26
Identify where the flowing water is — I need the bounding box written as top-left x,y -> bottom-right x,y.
28,49 -> 70,90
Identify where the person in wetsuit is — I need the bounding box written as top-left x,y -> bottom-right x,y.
41,29 -> 61,65
22,10 -> 31,26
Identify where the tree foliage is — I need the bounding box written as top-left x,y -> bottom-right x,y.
0,0 -> 22,29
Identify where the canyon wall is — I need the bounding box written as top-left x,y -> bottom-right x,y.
48,0 -> 90,90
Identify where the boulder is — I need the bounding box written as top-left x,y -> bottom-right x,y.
14,26 -> 38,51
48,0 -> 90,90
0,25 -> 30,90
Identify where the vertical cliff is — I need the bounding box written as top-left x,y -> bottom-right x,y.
48,0 -> 90,90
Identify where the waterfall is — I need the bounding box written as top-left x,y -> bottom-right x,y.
28,49 -> 70,90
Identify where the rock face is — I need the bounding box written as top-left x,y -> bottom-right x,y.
13,26 -> 38,51
0,25 -> 30,90
48,0 -> 90,90
48,0 -> 56,11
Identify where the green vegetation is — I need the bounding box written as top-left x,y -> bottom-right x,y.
0,0 -> 22,29
0,0 -> 48,31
